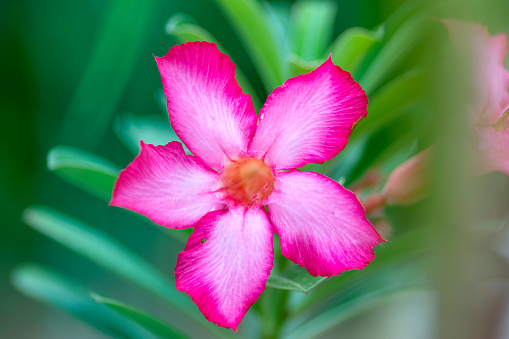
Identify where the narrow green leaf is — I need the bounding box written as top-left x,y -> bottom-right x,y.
58,0 -> 160,148
92,294 -> 187,339
165,14 -> 261,108
355,69 -> 428,135
283,290 -> 426,339
21,206 -> 215,334
47,145 -> 119,201
263,1 -> 292,54
165,13 -> 213,44
296,228 -> 430,313
383,0 -> 426,39
289,0 -> 337,62
329,27 -> 380,75
113,112 -> 190,155
360,14 -> 428,94
212,0 -> 284,91
267,265 -> 326,294
287,54 -> 321,76
337,111 -> 423,186
47,143 -> 191,244
282,257 -> 428,338
11,263 -> 157,339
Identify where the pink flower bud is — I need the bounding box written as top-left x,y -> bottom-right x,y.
383,148 -> 431,205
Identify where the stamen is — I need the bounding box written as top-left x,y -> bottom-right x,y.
220,158 -> 274,207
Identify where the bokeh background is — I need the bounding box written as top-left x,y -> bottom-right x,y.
3,0 -> 509,338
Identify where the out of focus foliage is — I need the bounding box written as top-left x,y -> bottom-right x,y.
3,0 -> 509,338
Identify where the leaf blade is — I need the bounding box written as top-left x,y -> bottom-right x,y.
47,145 -> 119,201
92,294 -> 187,339
329,26 -> 380,76
212,0 -> 284,91
359,14 -> 429,94
113,112 -> 189,155
21,206 -> 215,334
289,0 -> 337,62
11,263 -> 157,339
267,264 -> 327,294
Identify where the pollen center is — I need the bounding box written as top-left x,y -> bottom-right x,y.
220,158 -> 275,207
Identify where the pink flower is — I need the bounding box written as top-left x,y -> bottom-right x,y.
443,19 -> 509,175
110,42 -> 384,330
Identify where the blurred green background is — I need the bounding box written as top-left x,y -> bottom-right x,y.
3,0 -> 509,338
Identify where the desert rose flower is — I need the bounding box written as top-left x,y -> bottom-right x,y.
111,42 -> 384,330
443,19 -> 509,175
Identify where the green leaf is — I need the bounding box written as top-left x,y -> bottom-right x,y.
282,229 -> 430,338
283,289 -> 425,339
165,13 -> 213,44
329,26 -> 380,76
47,142 -> 191,245
92,294 -> 187,339
21,206 -> 214,334
334,108 -> 423,186
383,0 -> 426,39
287,54 -> 321,76
359,14 -> 428,94
113,112 -> 190,155
355,69 -> 428,135
212,0 -> 284,91
267,265 -> 326,294
296,228 -> 430,313
289,0 -> 337,62
263,1 -> 292,54
47,145 -> 119,201
58,0 -> 160,148
11,264 -> 157,339
165,14 -> 261,108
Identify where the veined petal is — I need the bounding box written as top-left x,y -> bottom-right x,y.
267,170 -> 384,277
156,42 -> 257,170
443,19 -> 509,125
249,57 -> 368,170
111,141 -> 223,229
175,208 -> 274,331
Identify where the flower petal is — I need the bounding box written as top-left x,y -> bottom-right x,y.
249,57 -> 368,170
175,208 -> 274,331
156,42 -> 257,170
476,126 -> 509,175
267,170 -> 384,277
110,141 -> 223,229
443,19 -> 509,125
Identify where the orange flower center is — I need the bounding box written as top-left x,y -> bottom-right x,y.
220,158 -> 275,207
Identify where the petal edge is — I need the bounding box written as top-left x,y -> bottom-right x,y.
156,42 -> 257,170
267,170 -> 384,277
175,208 -> 274,331
249,57 -> 368,170
110,141 -> 223,229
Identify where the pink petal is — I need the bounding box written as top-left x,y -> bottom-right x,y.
382,148 -> 431,205
155,42 -> 257,170
476,126 -> 509,175
248,57 -> 368,170
110,141 -> 223,229
175,208 -> 274,331
267,170 -> 384,277
443,19 -> 509,125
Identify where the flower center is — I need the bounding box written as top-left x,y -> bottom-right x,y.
220,158 -> 275,207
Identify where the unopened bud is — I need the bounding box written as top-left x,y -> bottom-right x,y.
383,148 -> 431,205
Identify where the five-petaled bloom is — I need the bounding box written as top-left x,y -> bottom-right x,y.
111,42 -> 384,331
